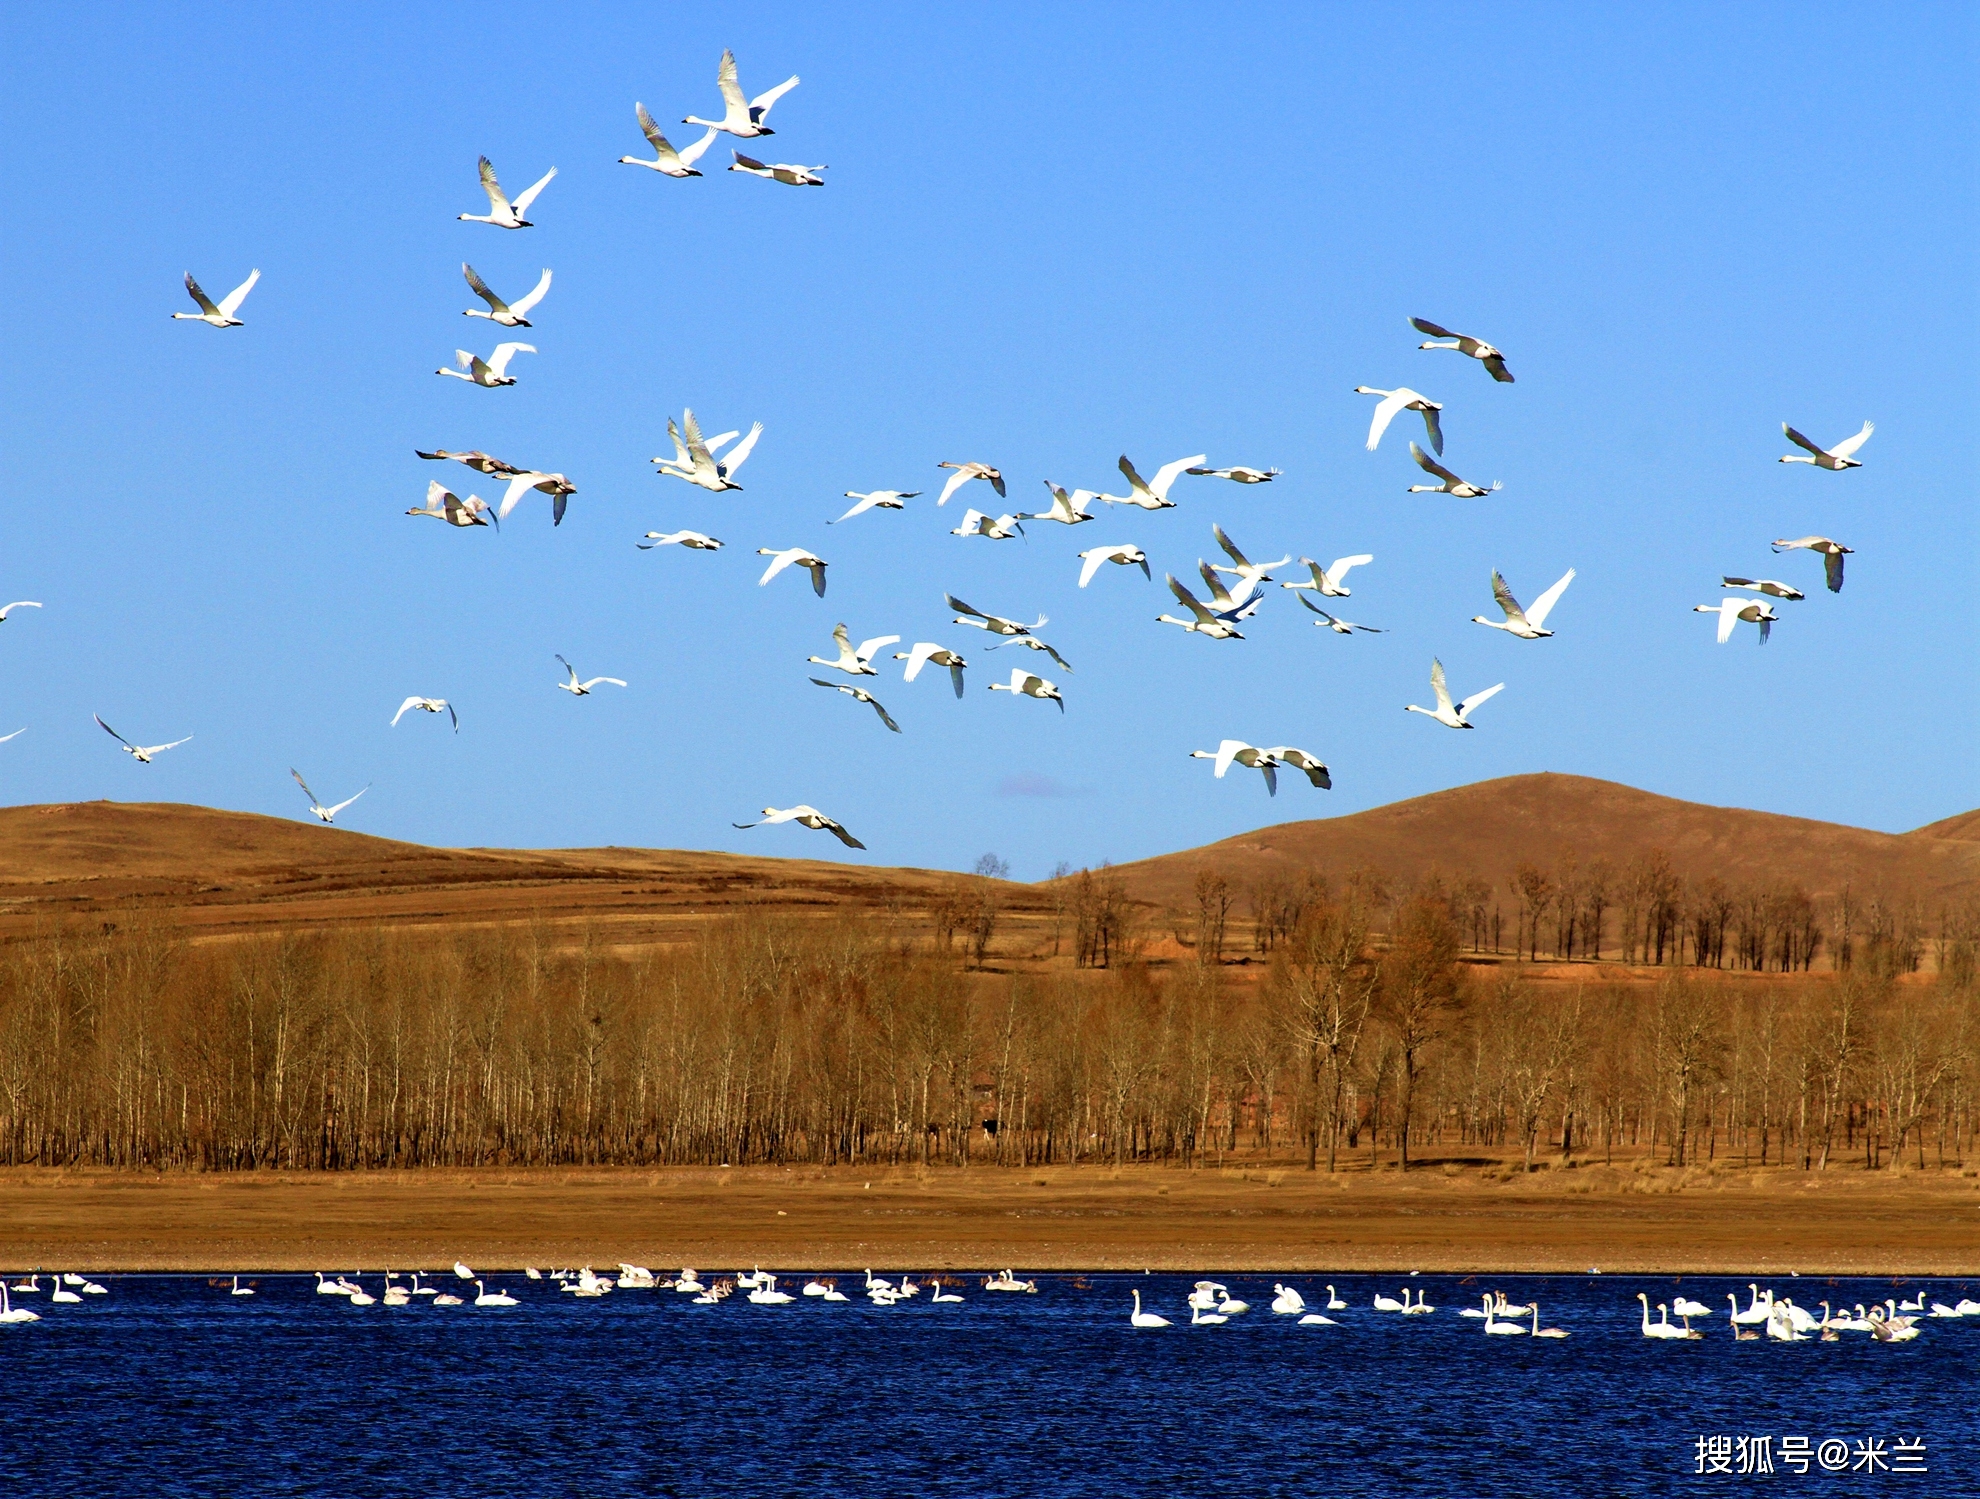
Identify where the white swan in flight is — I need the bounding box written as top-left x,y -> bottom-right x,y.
1355,386 -> 1444,454
945,594 -> 1043,638
893,642 -> 969,698
414,448 -> 522,476
1282,555 -> 1371,598
1259,746 -> 1331,789
1077,544 -> 1149,587
392,696 -> 457,730
989,667 -> 1063,712
1780,420 -> 1872,470
1473,568 -> 1574,639
0,601 -> 43,622
639,529 -> 723,550
0,729 -> 23,745
1024,482 -> 1101,525
655,410 -> 762,491
1298,597 -> 1385,634
458,157 -> 556,228
990,635 -> 1074,673
172,269 -> 259,327
808,624 -> 899,677
1186,464 -> 1279,483
950,508 -> 1025,540
1100,453 -> 1205,511
832,490 -> 920,523
1722,576 -> 1804,600
461,264 -> 550,328
1129,1290 -> 1170,1328
1208,524 -> 1290,599
435,342 -> 535,387
1772,535 -> 1851,593
734,805 -> 865,850
1694,597 -> 1778,644
291,769 -> 368,824
936,462 -> 1005,506
684,49 -> 798,138
407,481 -> 494,528
729,152 -> 825,187
1405,658 -> 1501,729
1158,575 -> 1245,639
1407,442 -> 1500,497
1410,318 -> 1514,382
758,547 -> 828,596
555,654 -> 627,694
1190,740 -> 1279,795
1195,562 -> 1264,619
621,105 -> 718,176
493,470 -> 575,525
94,715 -> 189,763
810,678 -> 900,733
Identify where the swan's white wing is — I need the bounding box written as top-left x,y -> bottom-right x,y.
1781,423 -> 1825,457
1489,570 -> 1526,624
1150,454 -> 1207,499
720,422 -> 764,475
1429,658 -> 1454,714
715,48 -> 747,119
508,269 -> 552,318
0,601 -> 44,618
182,273 -> 222,316
1366,391 -> 1405,450
945,593 -> 984,620
1077,549 -> 1110,588
1327,554 -> 1373,588
1713,600 -> 1740,642
1524,568 -> 1576,628
511,166 -> 557,215
1117,455 -> 1152,498
1420,403 -> 1445,456
1456,682 -> 1503,718
758,550 -> 797,585
1166,574 -> 1215,624
1409,442 -> 1462,485
1410,317 -> 1456,339
145,736 -> 193,754
93,714 -> 135,749
749,75 -> 799,120
477,156 -> 510,213
0,728 -> 23,744
555,653 -> 580,686
486,342 -> 535,376
391,696 -> 424,727
936,469 -> 972,506
1212,524 -> 1250,569
832,495 -> 876,523
462,263 -> 505,312
290,768 -> 321,808
1296,594 -> 1337,626
1828,420 -> 1873,459
677,125 -> 719,168
856,635 -> 901,663
582,677 -> 628,690
324,786 -> 369,818
635,102 -> 671,153
1212,739 -> 1247,778
215,269 -> 260,317
899,642 -> 938,680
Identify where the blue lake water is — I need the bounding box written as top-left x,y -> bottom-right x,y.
1,1271 -> 1971,1496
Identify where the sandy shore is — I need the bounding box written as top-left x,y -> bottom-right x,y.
5,1158 -> 1979,1275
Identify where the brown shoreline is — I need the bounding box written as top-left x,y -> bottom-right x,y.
5,1159 -> 1978,1276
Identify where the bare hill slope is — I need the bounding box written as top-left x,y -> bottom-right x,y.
1105,773 -> 1980,912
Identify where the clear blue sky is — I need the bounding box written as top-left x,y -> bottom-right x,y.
2,4 -> 1972,876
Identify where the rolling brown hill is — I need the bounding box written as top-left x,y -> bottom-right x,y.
0,800 -> 1037,946
1105,773 -> 1980,915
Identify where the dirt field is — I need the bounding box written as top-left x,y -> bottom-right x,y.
7,1157 -> 1978,1276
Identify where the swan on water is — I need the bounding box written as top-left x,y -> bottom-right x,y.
1529,1305 -> 1569,1338
1190,1304 -> 1228,1326
1325,1287 -> 1347,1310
0,1286 -> 38,1324
1298,1311 -> 1339,1325
1129,1289 -> 1171,1328
1270,1284 -> 1307,1315
474,1281 -> 518,1307
1372,1289 -> 1406,1312
1482,1296 -> 1526,1334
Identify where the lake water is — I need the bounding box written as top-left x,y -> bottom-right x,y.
2,1271 -> 1970,1496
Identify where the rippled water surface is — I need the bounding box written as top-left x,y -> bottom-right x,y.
4,1271 -> 1974,1496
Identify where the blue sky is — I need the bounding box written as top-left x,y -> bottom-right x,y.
1,4 -> 1972,876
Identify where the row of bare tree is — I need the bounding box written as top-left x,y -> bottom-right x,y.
0,887 -> 1973,1173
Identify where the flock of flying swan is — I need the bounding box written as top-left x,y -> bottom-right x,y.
59,43 -> 1865,850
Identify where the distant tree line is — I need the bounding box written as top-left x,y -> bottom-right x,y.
0,869 -> 1973,1174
